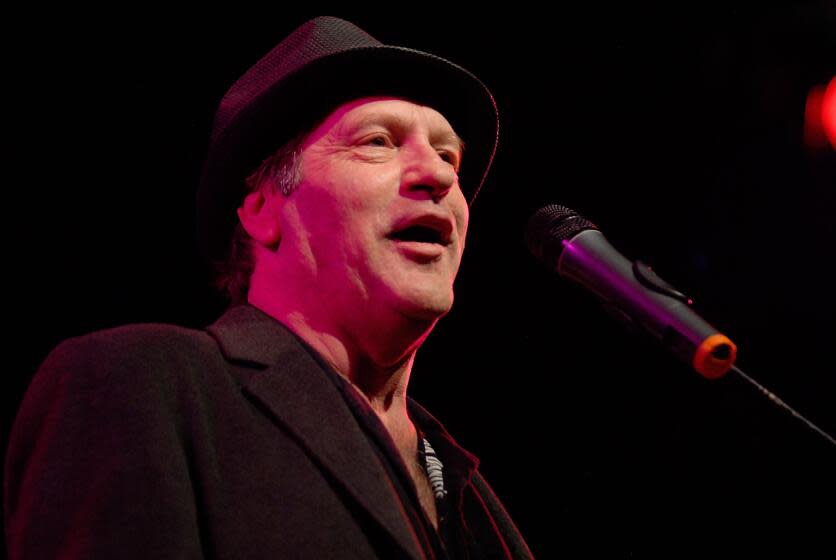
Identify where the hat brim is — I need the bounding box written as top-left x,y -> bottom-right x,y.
197,45 -> 498,262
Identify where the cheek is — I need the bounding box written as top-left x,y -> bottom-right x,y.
293,187 -> 383,263
283,188 -> 347,266
454,195 -> 470,244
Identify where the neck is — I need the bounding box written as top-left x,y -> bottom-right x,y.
247,279 -> 435,419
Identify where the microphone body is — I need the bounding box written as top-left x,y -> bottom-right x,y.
527,205 -> 736,378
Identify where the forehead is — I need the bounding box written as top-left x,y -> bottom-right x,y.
305,96 -> 463,150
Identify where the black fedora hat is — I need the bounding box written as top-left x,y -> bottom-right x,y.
197,16 -> 499,262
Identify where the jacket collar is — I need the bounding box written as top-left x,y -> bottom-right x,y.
205,304 -> 300,366
206,304 -> 428,560
207,305 -> 480,464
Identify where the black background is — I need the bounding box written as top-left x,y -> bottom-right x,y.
5,5 -> 836,557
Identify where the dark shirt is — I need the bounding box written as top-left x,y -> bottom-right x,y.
302,341 -> 485,559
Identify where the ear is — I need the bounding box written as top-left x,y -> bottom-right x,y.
237,190 -> 283,248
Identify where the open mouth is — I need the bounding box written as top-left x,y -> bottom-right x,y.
388,225 -> 446,245
387,214 -> 454,248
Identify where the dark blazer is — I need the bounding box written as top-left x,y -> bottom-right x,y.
5,305 -> 532,559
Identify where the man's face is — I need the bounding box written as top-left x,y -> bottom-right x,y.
278,97 -> 469,325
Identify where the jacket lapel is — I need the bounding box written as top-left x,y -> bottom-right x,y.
207,305 -> 426,560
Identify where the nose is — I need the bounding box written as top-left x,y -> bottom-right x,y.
400,140 -> 458,201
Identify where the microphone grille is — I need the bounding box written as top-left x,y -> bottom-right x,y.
525,204 -> 599,266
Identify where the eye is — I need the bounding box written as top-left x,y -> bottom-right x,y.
363,134 -> 393,147
438,151 -> 460,169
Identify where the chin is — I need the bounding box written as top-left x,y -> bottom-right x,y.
397,291 -> 454,323
373,274 -> 456,324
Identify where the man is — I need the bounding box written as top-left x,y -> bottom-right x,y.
5,17 -> 533,559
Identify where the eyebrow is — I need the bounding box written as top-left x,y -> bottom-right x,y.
345,113 -> 465,155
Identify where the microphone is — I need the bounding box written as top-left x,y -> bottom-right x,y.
525,204 -> 737,378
